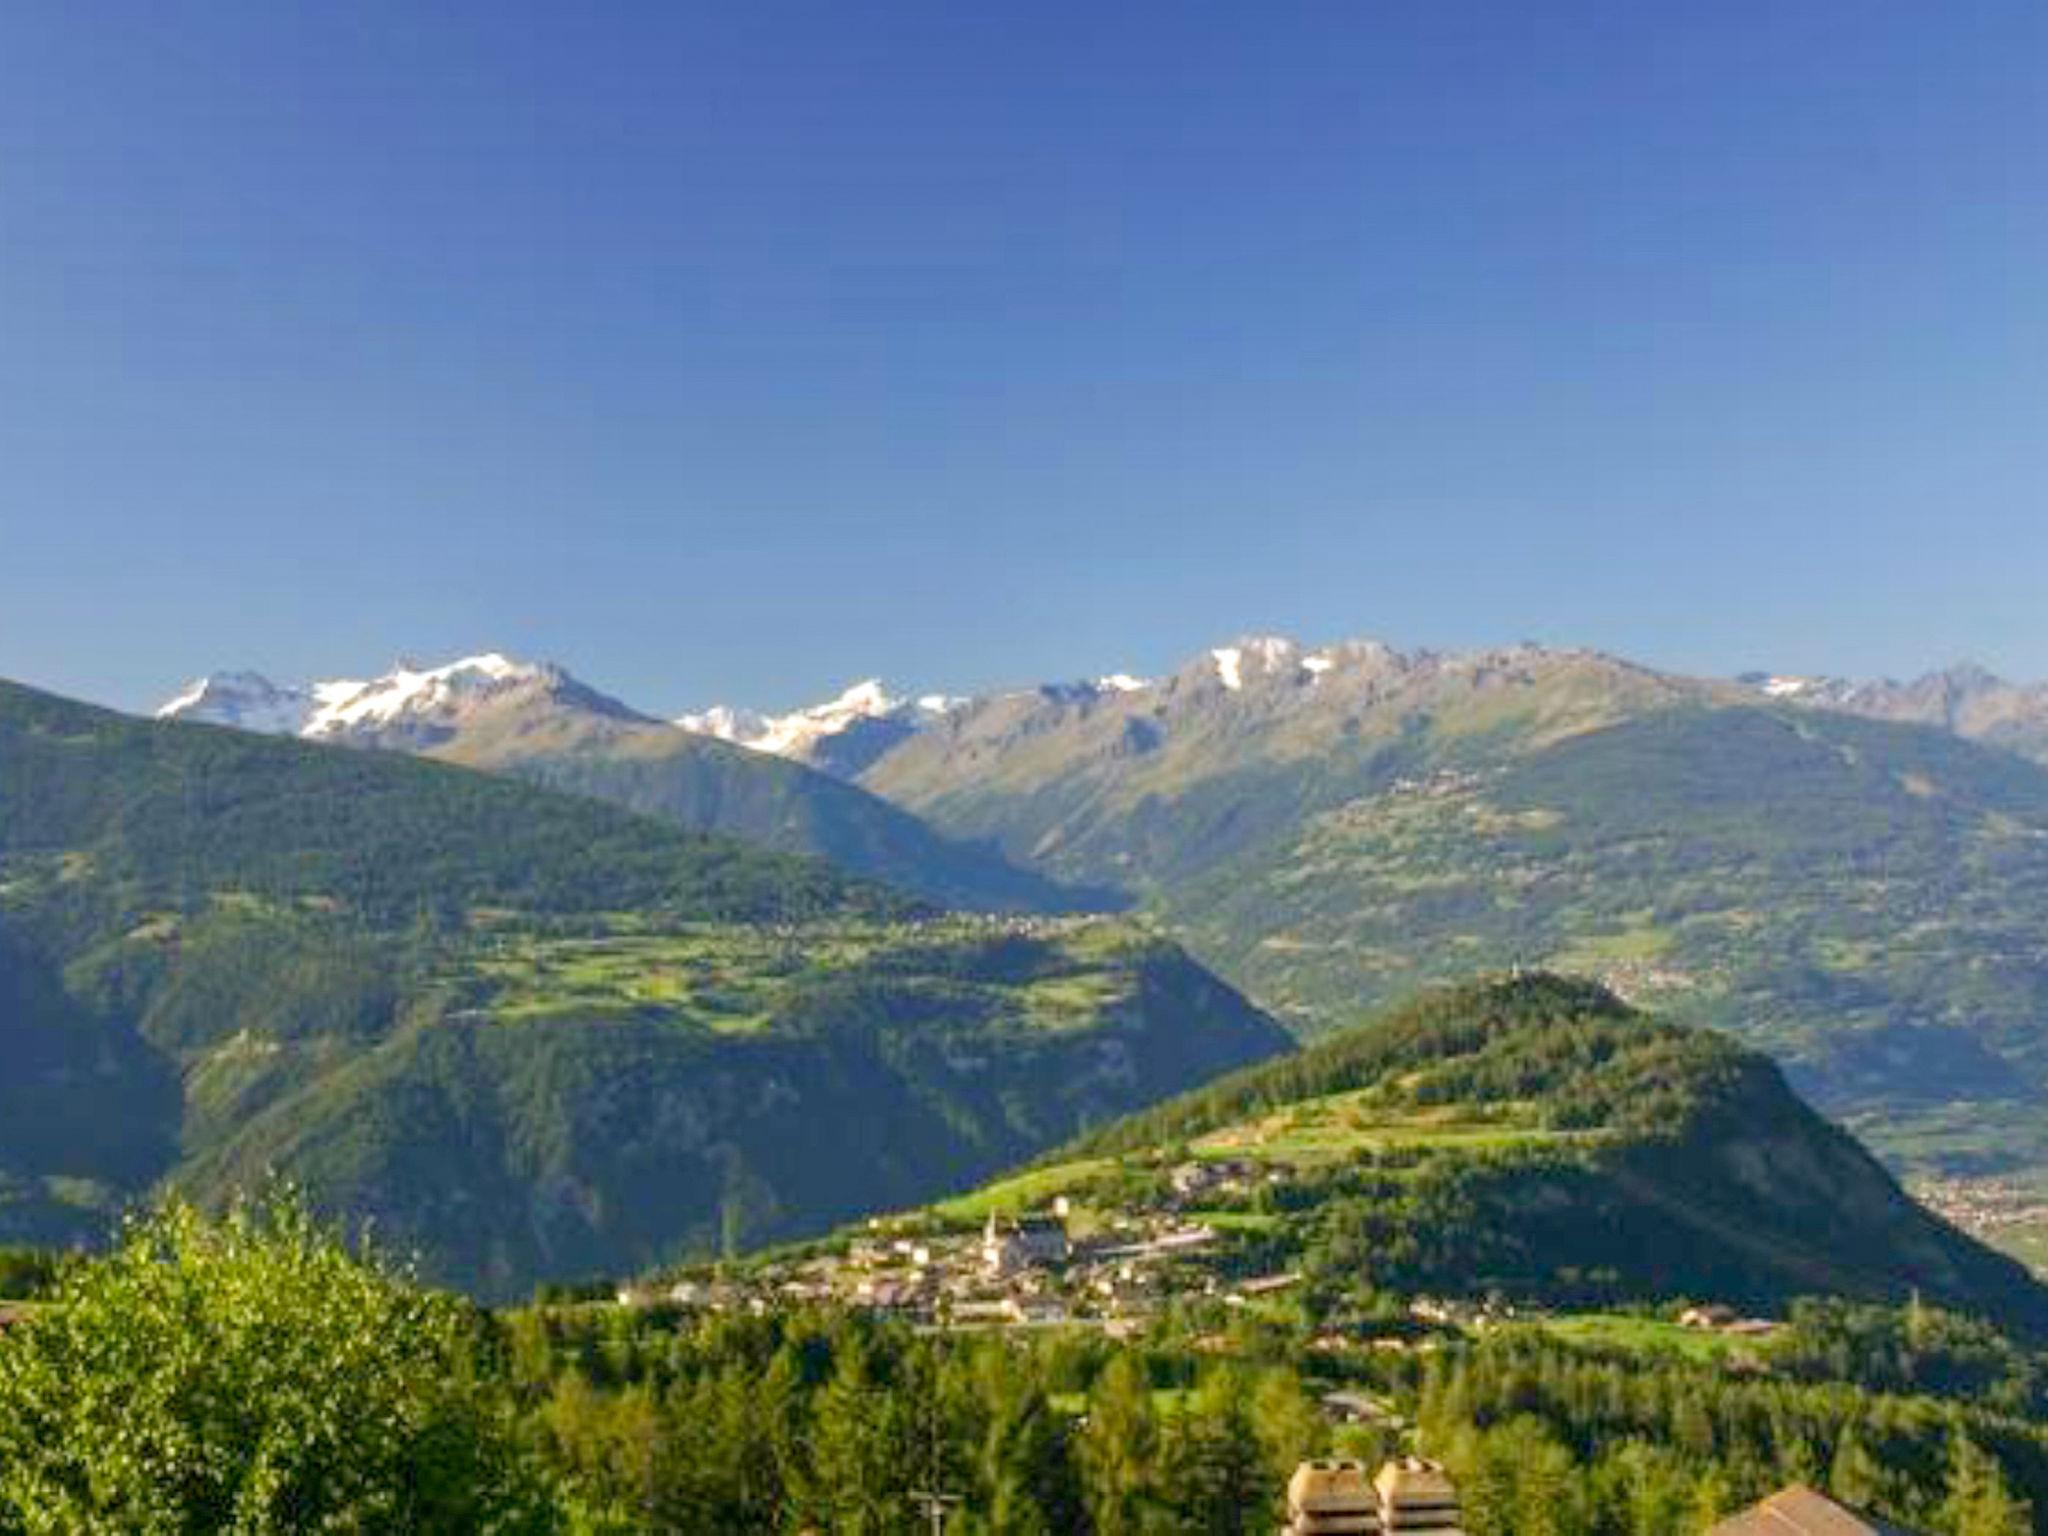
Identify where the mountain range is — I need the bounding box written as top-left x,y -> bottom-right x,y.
160,656 -> 1098,915
155,638 -> 2048,1260
162,643 -> 2048,781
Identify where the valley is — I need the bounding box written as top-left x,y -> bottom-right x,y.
152,637 -> 2048,1275
0,679 -> 1286,1296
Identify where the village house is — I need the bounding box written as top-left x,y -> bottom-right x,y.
1319,1390 -> 1401,1429
981,1212 -> 1069,1276
1284,1457 -> 1467,1536
1284,1460 -> 1378,1535
1376,1458 -> 1466,1534
1168,1158 -> 1254,1201
1708,1484 -> 1919,1535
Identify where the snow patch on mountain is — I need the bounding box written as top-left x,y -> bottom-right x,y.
1760,675 -> 1825,699
1211,636 -> 1312,690
156,672 -> 318,735
156,652 -> 638,747
677,680 -> 960,763
298,653 -> 546,739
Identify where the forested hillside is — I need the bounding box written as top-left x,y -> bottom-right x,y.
0,680 -> 1286,1295
460,725 -> 1113,915
10,1198 -> 2048,1534
966,976 -> 2048,1334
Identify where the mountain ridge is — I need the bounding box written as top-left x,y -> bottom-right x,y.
159,640 -> 2048,784
156,654 -> 1097,914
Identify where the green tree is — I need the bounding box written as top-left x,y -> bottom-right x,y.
0,1195 -> 561,1534
1943,1430 -> 2031,1536
1080,1354 -> 1159,1536
804,1331 -> 908,1535
1249,1368 -> 1326,1489
1827,1422 -> 1885,1515
1157,1369 -> 1267,1535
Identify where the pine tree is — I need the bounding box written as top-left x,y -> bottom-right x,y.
1250,1368 -> 1326,1490
1827,1422 -> 1885,1515
1943,1430 -> 2031,1536
806,1333 -> 907,1535
1079,1355 -> 1158,1536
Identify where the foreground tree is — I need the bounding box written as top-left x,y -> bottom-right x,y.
0,1196 -> 562,1535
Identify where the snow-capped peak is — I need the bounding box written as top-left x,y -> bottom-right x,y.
1210,636 -> 1300,691
677,678 -> 939,760
155,671 -> 317,735
1761,675 -> 1821,699
823,679 -> 898,717
301,653 -> 549,739
673,704 -> 769,742
156,651 -> 602,746
1097,673 -> 1151,694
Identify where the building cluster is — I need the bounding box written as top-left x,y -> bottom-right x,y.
1283,1457 -> 1466,1536
1405,1295 -> 1519,1330
1910,1174 -> 2048,1245
616,1195 -> 1317,1330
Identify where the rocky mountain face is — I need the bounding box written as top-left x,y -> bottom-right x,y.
1739,664 -> 2048,765
855,638 -> 1723,889
664,642 -> 2048,785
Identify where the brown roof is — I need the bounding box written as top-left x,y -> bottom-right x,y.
1708,1485 -> 1919,1536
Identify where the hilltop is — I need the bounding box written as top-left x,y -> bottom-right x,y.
815,976 -> 2048,1337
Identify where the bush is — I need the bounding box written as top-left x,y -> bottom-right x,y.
0,1195 -> 564,1534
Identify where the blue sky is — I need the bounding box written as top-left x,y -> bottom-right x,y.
3,3 -> 2044,714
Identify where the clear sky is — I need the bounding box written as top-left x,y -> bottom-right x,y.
3,3 -> 2044,715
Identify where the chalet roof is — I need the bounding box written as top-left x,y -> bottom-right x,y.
1288,1459 -> 1376,1514
1375,1456 -> 1458,1503
1707,1485 -> 1919,1536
